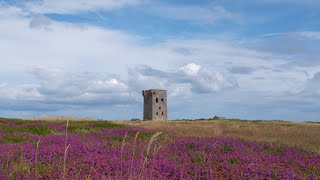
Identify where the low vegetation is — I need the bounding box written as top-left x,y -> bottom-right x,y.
0,117 -> 319,179
118,119 -> 320,153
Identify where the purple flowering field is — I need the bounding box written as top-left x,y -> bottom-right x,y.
0,118 -> 319,179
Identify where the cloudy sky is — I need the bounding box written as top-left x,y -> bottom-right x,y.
0,0 -> 320,121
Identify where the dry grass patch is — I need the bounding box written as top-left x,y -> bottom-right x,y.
116,120 -> 320,153
24,116 -> 95,121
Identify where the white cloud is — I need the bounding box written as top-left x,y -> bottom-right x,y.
128,63 -> 238,94
180,63 -> 201,76
0,67 -> 135,110
0,4 -> 320,120
26,0 -> 142,14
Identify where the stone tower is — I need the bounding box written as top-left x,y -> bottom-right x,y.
142,89 -> 167,121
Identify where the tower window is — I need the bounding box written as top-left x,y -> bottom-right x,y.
156,98 -> 158,103
162,112 -> 164,115
156,112 -> 159,115
159,107 -> 161,110
161,98 -> 164,102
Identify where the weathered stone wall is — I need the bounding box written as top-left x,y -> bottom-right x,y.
142,89 -> 167,121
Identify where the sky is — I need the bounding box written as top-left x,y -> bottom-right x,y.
0,0 -> 320,121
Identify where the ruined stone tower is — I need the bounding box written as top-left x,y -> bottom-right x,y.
142,89 -> 167,121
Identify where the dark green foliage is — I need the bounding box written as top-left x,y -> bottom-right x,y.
68,125 -> 92,132
228,158 -> 239,165
92,121 -> 125,129
103,136 -> 123,142
67,121 -> 125,132
1,126 -> 25,133
305,121 -> 320,124
111,136 -> 123,142
26,126 -> 52,135
189,150 -> 206,167
309,166 -> 320,177
220,144 -> 233,153
2,135 -> 24,143
0,125 -> 52,135
263,145 -> 285,155
187,143 -> 195,150
272,170 -> 278,180
137,132 -> 154,140
289,157 -> 295,164
0,117 -> 21,121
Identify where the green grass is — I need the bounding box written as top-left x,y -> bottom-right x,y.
1,126 -> 25,133
263,145 -> 286,155
2,135 -> 24,143
305,121 -> 320,124
220,144 -> 233,153
67,121 -> 126,132
137,132 -> 154,139
26,126 -> 52,135
92,121 -> 126,129
228,158 -> 239,165
68,125 -> 92,132
1,126 -> 52,135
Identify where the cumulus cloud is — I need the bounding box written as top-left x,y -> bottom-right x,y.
0,83 -> 42,101
128,63 -> 238,95
0,3 -> 319,120
0,67 -> 135,111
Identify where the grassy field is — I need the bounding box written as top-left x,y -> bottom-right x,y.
0,117 -> 319,179
116,119 -> 320,153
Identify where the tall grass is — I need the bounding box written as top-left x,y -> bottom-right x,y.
120,132 -> 128,180
139,132 -> 162,179
63,120 -> 70,180
129,132 -> 140,179
35,139 -> 41,177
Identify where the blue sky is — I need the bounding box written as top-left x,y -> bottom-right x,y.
0,0 -> 320,121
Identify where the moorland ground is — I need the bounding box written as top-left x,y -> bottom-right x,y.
116,119 -> 320,153
0,117 -> 319,179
